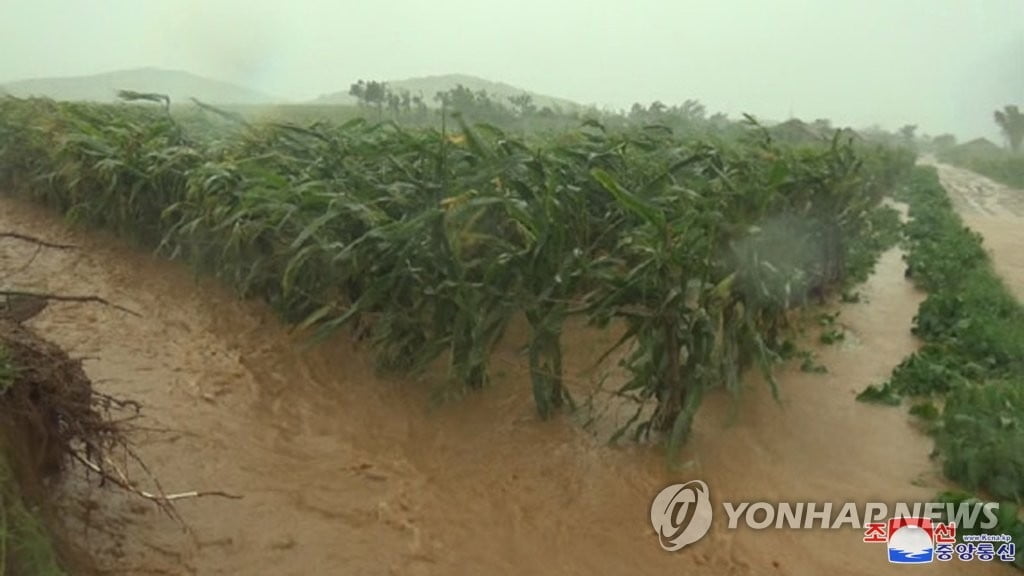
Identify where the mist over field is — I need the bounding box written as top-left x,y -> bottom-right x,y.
0,0 -> 1021,139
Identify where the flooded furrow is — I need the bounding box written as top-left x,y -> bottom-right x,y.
0,195 -> 1012,575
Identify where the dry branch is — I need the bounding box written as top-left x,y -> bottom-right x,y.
0,289 -> 141,317
71,450 -> 242,532
0,232 -> 76,249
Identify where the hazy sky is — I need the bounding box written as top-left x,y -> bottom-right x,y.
1,0 -> 1021,139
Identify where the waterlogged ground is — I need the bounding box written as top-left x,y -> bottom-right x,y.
0,189 -> 1016,575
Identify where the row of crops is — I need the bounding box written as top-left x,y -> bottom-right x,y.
0,96 -> 914,453
858,167 -> 1024,565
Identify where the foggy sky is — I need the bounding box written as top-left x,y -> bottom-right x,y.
2,0 -> 1021,140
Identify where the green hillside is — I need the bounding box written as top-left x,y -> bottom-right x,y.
0,67 -> 279,105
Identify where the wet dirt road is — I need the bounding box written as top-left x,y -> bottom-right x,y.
924,158 -> 1024,299
0,194 -> 1014,575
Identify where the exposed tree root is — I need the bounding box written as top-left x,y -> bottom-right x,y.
0,308 -> 241,537
1,231 -> 238,545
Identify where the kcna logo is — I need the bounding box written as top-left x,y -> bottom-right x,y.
864,518 -> 1016,564
650,480 -> 1016,564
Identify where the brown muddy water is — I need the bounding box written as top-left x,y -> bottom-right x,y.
0,190 -> 1015,575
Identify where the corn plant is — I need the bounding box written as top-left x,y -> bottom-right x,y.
0,96 -> 915,457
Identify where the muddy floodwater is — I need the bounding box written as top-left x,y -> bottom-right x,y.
0,173 -> 1017,575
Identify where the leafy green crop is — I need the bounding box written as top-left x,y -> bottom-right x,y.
862,166 -> 1024,567
0,95 -> 914,460
937,490 -> 1024,569
939,379 -> 1024,502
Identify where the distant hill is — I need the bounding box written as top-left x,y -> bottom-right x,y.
313,74 -> 580,111
767,118 -> 862,144
0,67 -> 279,105
956,138 -> 1003,156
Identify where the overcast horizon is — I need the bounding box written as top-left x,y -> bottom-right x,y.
2,0 -> 1021,140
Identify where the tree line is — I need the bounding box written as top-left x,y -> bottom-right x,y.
347,79 -> 564,123
346,79 -> 733,134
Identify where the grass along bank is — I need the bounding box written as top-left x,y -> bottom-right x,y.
938,146 -> 1024,190
0,449 -> 65,576
0,347 -> 65,576
858,166 -> 1024,568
